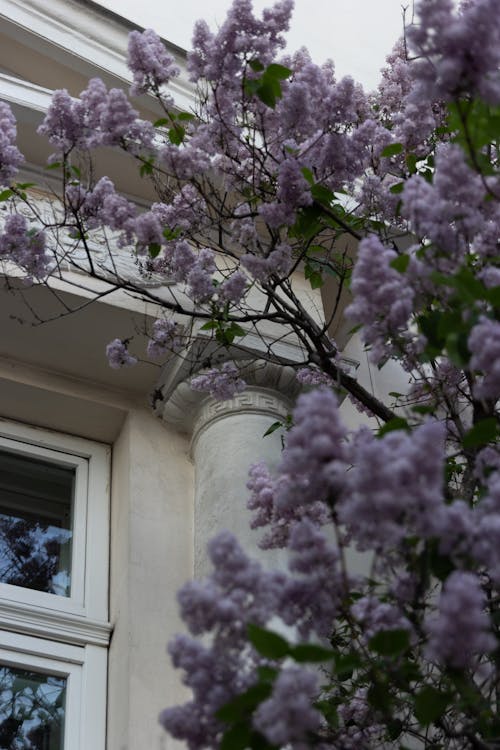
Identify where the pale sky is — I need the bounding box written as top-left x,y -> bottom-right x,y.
99,0 -> 408,90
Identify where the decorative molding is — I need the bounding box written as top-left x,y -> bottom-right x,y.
191,386 -> 291,448
0,598 -> 112,647
160,359 -> 301,440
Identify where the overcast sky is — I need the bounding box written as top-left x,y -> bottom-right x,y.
99,0 -> 408,90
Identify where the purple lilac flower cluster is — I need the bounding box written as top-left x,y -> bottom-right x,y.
0,214 -> 51,280
0,102 -> 23,184
346,235 -> 414,364
425,571 -> 496,669
127,29 -> 180,97
38,78 -> 153,155
147,319 -> 183,359
468,317 -> 500,402
191,362 -> 247,401
105,339 -> 137,369
408,0 -> 500,104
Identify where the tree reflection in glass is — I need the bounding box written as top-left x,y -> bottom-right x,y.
0,451 -> 75,597
0,665 -> 66,750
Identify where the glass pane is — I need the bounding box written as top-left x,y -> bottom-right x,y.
0,664 -> 66,750
0,450 -> 75,597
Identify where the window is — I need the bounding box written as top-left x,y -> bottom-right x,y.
0,421 -> 110,750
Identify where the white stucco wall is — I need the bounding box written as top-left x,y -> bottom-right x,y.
108,409 -> 194,750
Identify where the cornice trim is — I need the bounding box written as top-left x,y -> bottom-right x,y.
0,598 -> 112,647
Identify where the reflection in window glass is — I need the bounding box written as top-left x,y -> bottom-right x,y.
0,451 -> 75,597
0,664 -> 66,749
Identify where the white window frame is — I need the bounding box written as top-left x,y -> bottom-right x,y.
0,419 -> 110,621
0,631 -> 107,750
0,419 -> 110,750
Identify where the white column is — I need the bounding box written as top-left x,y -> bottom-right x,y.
159,362 -> 299,577
191,387 -> 290,576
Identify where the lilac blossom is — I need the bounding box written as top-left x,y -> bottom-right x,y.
351,596 -> 412,642
241,243 -> 292,283
147,319 -> 182,359
217,271 -> 247,305
156,185 -> 208,233
0,214 -> 52,279
186,248 -> 216,302
0,102 -> 23,184
38,79 -> 153,156
105,339 -> 137,369
295,367 -> 333,387
346,235 -> 414,364
425,571 -> 495,669
468,317 -> 500,401
275,387 -> 347,517
408,0 -> 500,104
127,29 -> 180,96
276,158 -> 312,218
280,519 -> 345,638
247,462 -> 277,534
402,144 -> 485,264
161,530 -> 293,750
336,689 -> 385,749
338,420 -> 446,553
253,666 -> 321,747
191,362 -> 246,401
67,177 -> 137,239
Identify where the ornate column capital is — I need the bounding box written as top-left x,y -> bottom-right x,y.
157,358 -> 300,443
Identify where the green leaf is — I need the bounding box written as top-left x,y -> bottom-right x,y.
369,628 -> 410,657
381,143 -> 404,158
389,254 -> 410,273
445,331 -> 469,367
45,161 -> 62,170
290,644 -> 336,662
217,684 -> 273,723
304,263 -> 323,289
300,166 -> 314,185
168,125 -> 186,145
387,719 -> 403,741
256,81 -> 277,108
154,117 -> 170,127
140,161 -> 153,177
16,182 -> 35,190
220,722 -> 252,750
177,112 -> 196,121
389,182 -> 404,194
200,320 -> 219,331
263,420 -> 283,437
428,544 -> 454,582
406,153 -> 418,174
248,59 -> 265,72
310,183 -> 334,206
247,624 -> 289,659
265,63 -> 292,79
411,404 -> 435,415
334,651 -> 361,678
367,681 -> 392,712
463,418 -> 498,449
0,189 -> 13,202
487,285 -> 500,308
256,666 -> 278,682
414,686 -> 451,726
163,226 -> 181,242
148,242 -> 162,258
377,417 -> 410,438
315,699 -> 338,726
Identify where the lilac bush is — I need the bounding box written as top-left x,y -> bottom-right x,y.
2,0 -> 500,746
